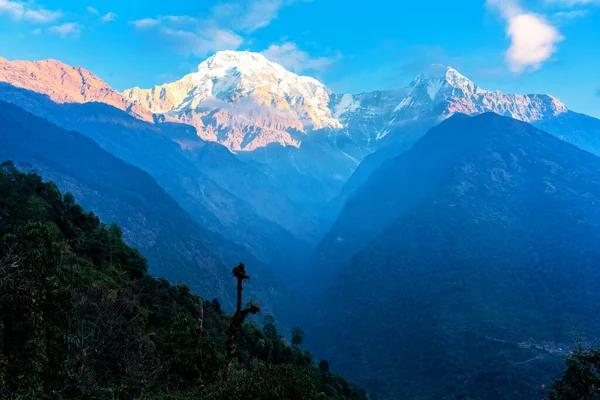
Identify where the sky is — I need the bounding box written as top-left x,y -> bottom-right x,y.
0,0 -> 599,117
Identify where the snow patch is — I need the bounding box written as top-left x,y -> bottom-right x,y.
333,94 -> 361,118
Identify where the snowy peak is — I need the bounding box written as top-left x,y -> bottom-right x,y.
393,64 -> 566,123
403,64 -> 483,104
413,65 -> 472,88
198,50 -> 288,78
123,50 -> 340,151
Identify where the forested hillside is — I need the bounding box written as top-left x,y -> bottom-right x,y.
309,113 -> 600,399
0,161 -> 366,400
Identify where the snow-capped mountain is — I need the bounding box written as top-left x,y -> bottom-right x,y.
334,65 -> 568,144
395,65 -> 566,122
123,51 -> 341,151
124,52 -> 569,157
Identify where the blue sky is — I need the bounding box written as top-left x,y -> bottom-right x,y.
0,0 -> 599,117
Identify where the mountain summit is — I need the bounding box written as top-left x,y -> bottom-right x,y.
122,50 -> 341,151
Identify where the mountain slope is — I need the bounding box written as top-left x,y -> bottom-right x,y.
0,57 -> 154,122
0,100 -> 283,313
0,83 -> 313,269
309,113 -> 600,399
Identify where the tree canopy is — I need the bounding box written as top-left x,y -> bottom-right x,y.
0,161 -> 367,400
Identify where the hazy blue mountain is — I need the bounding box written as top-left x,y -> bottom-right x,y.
309,113 -> 600,399
0,100 -> 285,315
0,83 -> 314,270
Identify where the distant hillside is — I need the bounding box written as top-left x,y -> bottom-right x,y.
0,83 -> 316,271
0,100 -> 282,314
0,162 -> 367,400
310,114 -> 600,399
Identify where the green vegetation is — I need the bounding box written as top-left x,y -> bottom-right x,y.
0,161 -> 367,400
546,340 -> 600,400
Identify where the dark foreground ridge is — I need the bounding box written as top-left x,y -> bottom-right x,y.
0,161 -> 367,400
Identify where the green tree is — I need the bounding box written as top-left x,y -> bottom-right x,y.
318,360 -> 330,375
292,327 -> 305,347
547,340 -> 600,400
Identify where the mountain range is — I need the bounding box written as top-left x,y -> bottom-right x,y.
120,52 -> 599,223
2,51 -> 591,220
2,50 -> 600,399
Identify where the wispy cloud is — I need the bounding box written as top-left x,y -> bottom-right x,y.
552,9 -> 589,21
211,0 -> 301,33
49,22 -> 81,38
101,12 -> 117,23
131,15 -> 195,29
130,0 -> 311,58
545,0 -> 599,21
0,0 -> 62,24
546,0 -> 600,5
261,42 -> 340,73
132,17 -> 160,29
160,27 -> 244,56
487,0 -> 563,73
86,6 -> 98,15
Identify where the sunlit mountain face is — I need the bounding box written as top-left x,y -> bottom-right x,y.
1,0 -> 599,399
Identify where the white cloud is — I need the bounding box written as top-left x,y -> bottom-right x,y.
101,12 -> 117,23
487,0 -> 562,73
160,27 -> 244,56
49,22 -> 81,38
505,14 -> 562,72
0,0 -> 61,23
132,18 -> 160,29
261,42 -> 338,73
24,8 -> 61,23
0,0 -> 24,20
86,6 -> 99,14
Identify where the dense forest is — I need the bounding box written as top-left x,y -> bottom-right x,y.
0,161 -> 367,400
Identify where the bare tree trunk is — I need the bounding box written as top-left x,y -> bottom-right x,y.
195,299 -> 204,380
222,264 -> 259,381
